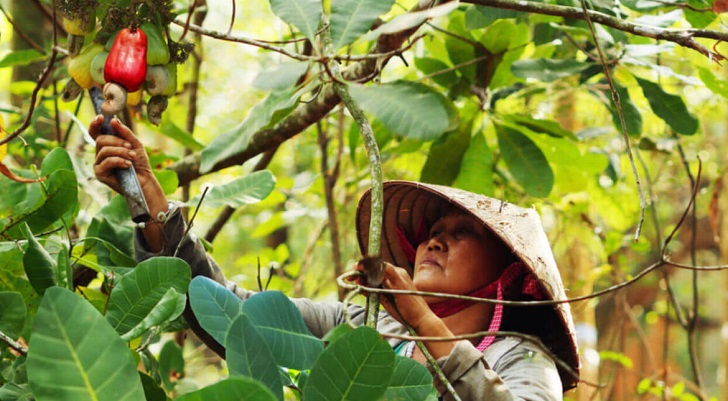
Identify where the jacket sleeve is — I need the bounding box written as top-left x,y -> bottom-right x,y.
429,337 -> 562,401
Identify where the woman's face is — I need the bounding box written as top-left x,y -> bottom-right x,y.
412,209 -> 507,301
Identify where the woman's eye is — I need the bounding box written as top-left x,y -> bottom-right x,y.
455,227 -> 471,236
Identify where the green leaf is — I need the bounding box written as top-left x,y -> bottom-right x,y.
158,120 -> 205,151
105,257 -> 191,340
268,0 -> 322,42
252,62 -> 310,90
0,170 -> 78,239
511,58 -> 592,82
187,170 -> 276,208
41,148 -> 74,177
685,0 -> 716,28
0,50 -> 46,69
380,356 -> 437,400
26,287 -> 145,401
139,372 -> 167,401
494,121 -> 554,197
154,169 -> 180,195
634,76 -> 698,135
502,114 -> 578,140
201,87 -> 300,174
188,276 -> 243,345
599,82 -> 642,137
453,132 -> 494,196
445,14 -> 476,82
159,340 -> 185,392
0,382 -> 33,401
420,126 -> 471,185
698,67 -> 728,100
0,292 -> 26,339
348,81 -> 457,141
414,57 -> 458,88
175,377 -> 276,401
242,291 -> 324,370
22,224 -> 57,296
84,196 -> 134,268
330,0 -> 395,50
361,1 -> 458,42
303,326 -> 394,401
56,245 -> 73,290
225,314 -> 284,401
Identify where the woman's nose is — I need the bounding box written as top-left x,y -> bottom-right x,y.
427,235 -> 447,251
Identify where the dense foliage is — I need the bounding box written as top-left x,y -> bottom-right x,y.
2,0 -> 728,399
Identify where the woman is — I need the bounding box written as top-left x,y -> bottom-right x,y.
91,116 -> 580,400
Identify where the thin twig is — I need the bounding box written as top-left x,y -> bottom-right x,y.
0,51 -> 59,146
673,144 -> 706,398
0,330 -> 27,357
578,0 -> 646,242
0,3 -> 48,53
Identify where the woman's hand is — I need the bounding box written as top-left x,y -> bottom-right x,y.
90,115 -> 168,252
90,115 -> 155,194
379,263 -> 437,331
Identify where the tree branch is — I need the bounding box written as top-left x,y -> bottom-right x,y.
463,0 -> 727,61
170,0 -> 438,186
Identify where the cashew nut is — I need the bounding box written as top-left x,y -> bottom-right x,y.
101,82 -> 127,115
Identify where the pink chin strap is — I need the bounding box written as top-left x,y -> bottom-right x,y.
428,261 -> 545,351
397,224 -> 545,352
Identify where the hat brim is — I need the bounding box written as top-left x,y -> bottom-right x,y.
356,180 -> 580,390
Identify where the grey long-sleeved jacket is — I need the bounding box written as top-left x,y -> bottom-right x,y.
135,203 -> 563,401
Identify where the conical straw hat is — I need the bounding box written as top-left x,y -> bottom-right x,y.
356,180 -> 580,390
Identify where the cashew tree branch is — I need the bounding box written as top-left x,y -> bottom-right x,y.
170,0 -> 437,186
463,0 -> 727,60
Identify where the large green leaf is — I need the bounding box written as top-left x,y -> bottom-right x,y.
22,224 -> 57,296
0,170 -> 78,240
381,356 -> 437,400
494,121 -> 554,197
420,125 -> 471,185
40,148 -> 74,177
201,87 -> 300,174
453,131 -> 494,196
186,170 -> 276,209
303,326 -> 394,401
188,276 -> 243,345
175,377 -> 276,401
0,291 -> 26,339
330,0 -> 395,50
26,287 -> 145,401
225,314 -> 284,401
511,58 -> 592,82
242,291 -> 323,370
268,0 -> 322,42
634,76 -> 698,135
348,81 -> 457,141
105,257 -> 191,340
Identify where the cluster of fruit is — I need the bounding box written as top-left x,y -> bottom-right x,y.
64,21 -> 177,125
